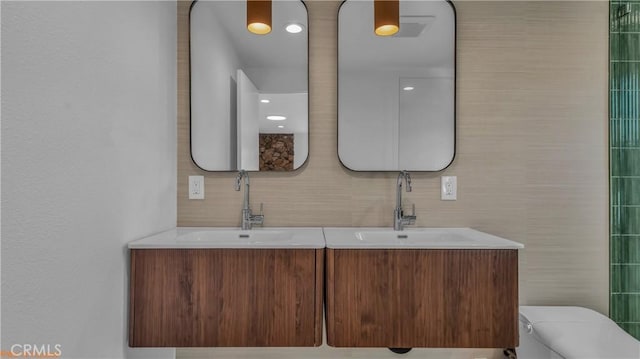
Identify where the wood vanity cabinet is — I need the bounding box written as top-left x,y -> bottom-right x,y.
325,249 -> 518,348
129,249 -> 324,347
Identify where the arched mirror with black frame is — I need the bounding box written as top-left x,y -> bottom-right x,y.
190,0 -> 309,172
338,0 -> 456,171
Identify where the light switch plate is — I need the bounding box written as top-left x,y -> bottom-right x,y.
441,176 -> 457,200
189,176 -> 205,199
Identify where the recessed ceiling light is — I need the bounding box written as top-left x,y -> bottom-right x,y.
267,115 -> 286,121
260,99 -> 270,103
403,86 -> 414,91
277,125 -> 285,128
285,23 -> 304,34
248,22 -> 271,35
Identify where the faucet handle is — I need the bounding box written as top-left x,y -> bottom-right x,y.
234,172 -> 242,191
251,203 -> 265,226
403,203 -> 416,225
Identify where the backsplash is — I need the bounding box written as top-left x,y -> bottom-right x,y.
610,0 -> 640,340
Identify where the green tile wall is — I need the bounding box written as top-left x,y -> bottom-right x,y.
611,0 -> 640,340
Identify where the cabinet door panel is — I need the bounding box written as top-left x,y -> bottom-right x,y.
326,249 -> 518,348
129,249 -> 321,347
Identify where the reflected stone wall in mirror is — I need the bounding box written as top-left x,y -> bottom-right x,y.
190,0 -> 308,171
338,0 -> 455,171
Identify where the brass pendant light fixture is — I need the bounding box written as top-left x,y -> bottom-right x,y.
247,0 -> 272,35
374,0 -> 399,36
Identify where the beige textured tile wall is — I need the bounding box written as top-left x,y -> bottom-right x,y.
177,1 -> 608,356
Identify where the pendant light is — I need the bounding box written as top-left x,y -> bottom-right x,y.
247,0 -> 272,35
374,0 -> 399,36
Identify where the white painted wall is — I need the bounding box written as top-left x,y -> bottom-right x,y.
338,71 -> 400,170
293,131 -> 308,169
398,77 -> 454,170
1,2 -> 177,359
237,70 -> 260,171
190,1 -> 242,171
338,69 -> 454,171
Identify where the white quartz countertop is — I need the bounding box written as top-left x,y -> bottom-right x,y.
323,227 -> 524,249
128,227 -> 325,249
129,227 -> 523,250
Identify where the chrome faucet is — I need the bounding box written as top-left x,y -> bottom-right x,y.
234,170 -> 264,230
394,170 -> 416,231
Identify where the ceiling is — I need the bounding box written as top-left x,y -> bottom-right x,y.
192,0 -> 308,72
192,0 -> 454,85
339,0 -> 455,72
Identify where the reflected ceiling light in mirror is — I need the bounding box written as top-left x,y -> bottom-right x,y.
277,125 -> 285,128
403,86 -> 415,91
261,99 -> 270,103
374,0 -> 399,36
267,115 -> 287,121
285,23 -> 304,34
247,0 -> 272,35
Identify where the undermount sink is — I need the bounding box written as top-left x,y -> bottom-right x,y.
323,227 -> 523,249
128,227 -> 324,249
179,230 -> 294,244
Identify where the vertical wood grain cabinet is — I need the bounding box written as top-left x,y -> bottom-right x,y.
129,249 -> 324,347
325,249 -> 519,348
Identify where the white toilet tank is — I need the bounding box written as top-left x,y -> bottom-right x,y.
517,306 -> 640,359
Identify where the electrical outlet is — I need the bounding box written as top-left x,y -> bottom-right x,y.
189,176 -> 205,199
441,176 -> 457,200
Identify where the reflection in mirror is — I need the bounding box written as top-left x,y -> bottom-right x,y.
338,0 -> 455,171
190,0 -> 308,171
